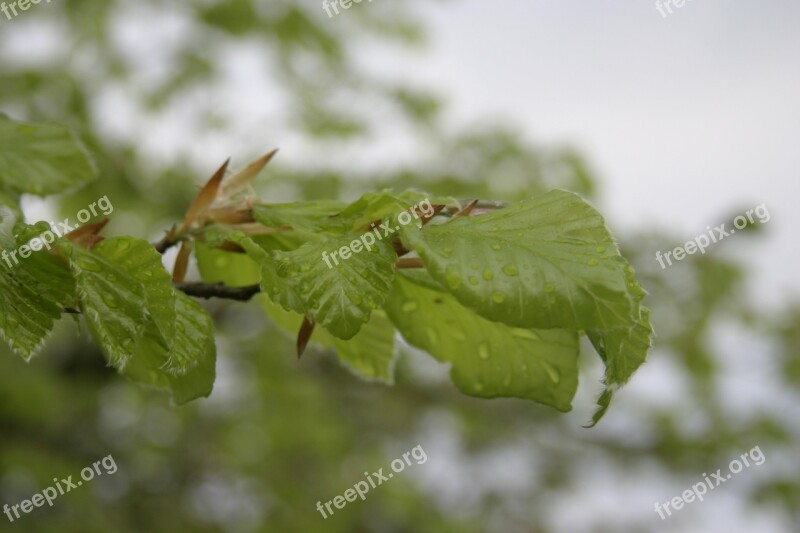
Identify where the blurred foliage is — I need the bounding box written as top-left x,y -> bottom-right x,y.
0,0 -> 797,532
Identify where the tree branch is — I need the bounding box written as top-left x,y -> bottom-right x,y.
174,282 -> 261,301
154,235 -> 177,254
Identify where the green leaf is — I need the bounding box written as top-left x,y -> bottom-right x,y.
0,115 -> 97,196
0,187 -> 21,218
385,272 -> 579,411
59,241 -> 147,368
586,264 -> 653,426
92,237 -> 217,401
334,191 -> 412,231
261,297 -> 397,383
401,189 -> 636,331
252,200 -> 346,234
330,310 -> 396,383
123,300 -> 216,405
238,233 -> 397,340
195,242 -> 261,286
93,237 -> 215,372
93,238 -> 176,346
0,211 -> 75,359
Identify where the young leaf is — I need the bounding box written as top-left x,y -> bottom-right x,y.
182,158 -> 229,228
585,262 -> 653,426
0,115 -> 97,196
385,272 -> 579,411
172,241 -> 191,283
251,200 -> 347,235
401,189 -> 636,331
92,237 -> 216,375
122,302 -> 216,405
59,241 -> 147,368
238,233 -> 397,340
220,148 -> 278,197
262,297 -> 397,384
0,213 -> 75,359
195,241 -> 261,286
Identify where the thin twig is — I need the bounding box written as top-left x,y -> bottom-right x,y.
154,235 -> 176,254
396,257 -> 424,269
174,282 -> 261,301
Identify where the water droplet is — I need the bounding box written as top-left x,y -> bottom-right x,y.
402,301 -> 418,313
426,328 -> 439,343
543,362 -> 561,383
492,292 -> 505,304
77,258 -> 102,272
470,262 -> 479,270
300,263 -> 311,272
544,283 -> 555,293
468,276 -> 479,286
521,364 -> 528,371
511,330 -> 540,341
442,246 -> 453,257
492,225 -> 500,231
587,258 -> 599,266
502,265 -> 518,277
445,266 -> 462,289
482,269 -> 494,281
474,382 -> 484,392
214,256 -> 228,268
491,243 -> 501,251
596,246 -> 606,254
450,328 -> 467,341
516,232 -> 524,237
478,343 -> 490,359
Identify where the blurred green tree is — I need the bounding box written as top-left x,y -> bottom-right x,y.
0,1 -> 796,532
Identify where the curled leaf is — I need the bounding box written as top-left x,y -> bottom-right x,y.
297,317 -> 315,358
220,149 -> 278,198
64,218 -> 109,249
183,158 -> 230,228
172,241 -> 191,283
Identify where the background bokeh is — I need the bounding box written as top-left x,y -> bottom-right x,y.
1,1 -> 798,532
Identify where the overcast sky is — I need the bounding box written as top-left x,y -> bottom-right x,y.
398,0 -> 800,311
